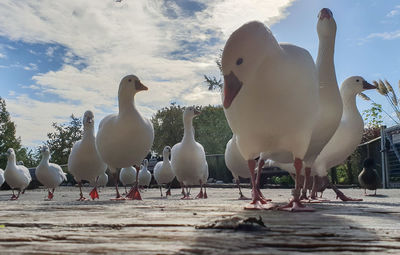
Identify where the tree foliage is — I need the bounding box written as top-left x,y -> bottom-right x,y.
45,115 -> 83,165
203,51 -> 223,91
151,104 -> 184,155
194,105 -> 232,154
0,97 -> 32,169
361,102 -> 383,143
151,104 -> 232,156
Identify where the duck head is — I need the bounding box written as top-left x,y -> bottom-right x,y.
6,148 -> 15,161
341,76 -> 376,95
222,21 -> 279,109
184,106 -> 201,119
143,159 -> 148,169
163,146 -> 171,157
40,145 -> 50,157
83,110 -> 95,129
317,8 -> 336,39
118,75 -> 148,97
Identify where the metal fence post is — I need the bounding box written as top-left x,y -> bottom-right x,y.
380,125 -> 387,189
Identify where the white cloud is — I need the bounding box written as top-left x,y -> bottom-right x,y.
0,0 -> 295,147
23,63 -> 38,71
0,52 -> 5,58
45,46 -> 57,57
367,30 -> 400,40
386,5 -> 400,17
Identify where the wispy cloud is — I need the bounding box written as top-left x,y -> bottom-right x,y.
0,0 -> 295,147
367,30 -> 400,40
23,63 -> 38,71
386,5 -> 400,17
0,52 -> 5,58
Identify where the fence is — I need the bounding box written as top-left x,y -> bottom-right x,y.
380,125 -> 400,188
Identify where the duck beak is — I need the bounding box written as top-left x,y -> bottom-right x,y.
223,71 -> 242,109
363,80 -> 376,90
135,80 -> 148,91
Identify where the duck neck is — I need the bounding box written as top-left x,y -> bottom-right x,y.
341,88 -> 361,121
317,36 -> 337,85
118,91 -> 138,117
183,116 -> 195,141
40,154 -> 50,166
7,156 -> 16,167
83,125 -> 95,140
163,152 -> 171,164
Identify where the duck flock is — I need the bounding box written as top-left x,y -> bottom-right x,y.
0,9 -> 380,212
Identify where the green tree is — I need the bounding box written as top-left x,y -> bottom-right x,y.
0,97 -> 32,169
45,115 -> 83,165
151,104 -> 232,156
361,102 -> 383,143
151,104 -> 184,155
204,52 -> 223,91
194,105 -> 232,154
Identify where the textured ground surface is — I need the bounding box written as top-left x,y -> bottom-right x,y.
0,186 -> 399,254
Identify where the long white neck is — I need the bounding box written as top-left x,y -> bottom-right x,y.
163,151 -> 171,165
83,125 -> 95,140
183,116 -> 195,141
317,35 -> 337,86
340,88 -> 361,123
40,154 -> 50,166
7,156 -> 16,167
118,91 -> 138,117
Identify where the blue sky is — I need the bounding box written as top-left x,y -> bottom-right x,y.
0,0 -> 399,148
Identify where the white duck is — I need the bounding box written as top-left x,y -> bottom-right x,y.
96,75 -> 154,200
138,159 -> 151,188
119,166 -> 137,194
68,110 -> 107,200
225,135 -> 251,200
313,76 -> 376,181
4,148 -> 31,200
265,8 -> 342,202
0,168 -> 4,187
94,172 -> 108,191
221,21 -> 319,211
35,145 -> 67,200
153,146 -> 175,197
171,106 -> 209,199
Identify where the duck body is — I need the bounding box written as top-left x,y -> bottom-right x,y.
120,166 -> 137,186
172,140 -> 208,186
358,158 -> 380,193
4,148 -> 31,199
96,112 -> 153,169
36,146 -> 66,189
68,111 -> 107,184
0,168 -> 4,187
225,135 -> 250,179
358,169 -> 380,190
97,172 -> 108,187
154,146 -> 175,185
138,159 -> 151,187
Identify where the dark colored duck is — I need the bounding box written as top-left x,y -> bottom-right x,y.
358,158 -> 380,195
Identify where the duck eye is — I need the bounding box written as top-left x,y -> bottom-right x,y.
236,58 -> 243,66
356,79 -> 359,82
